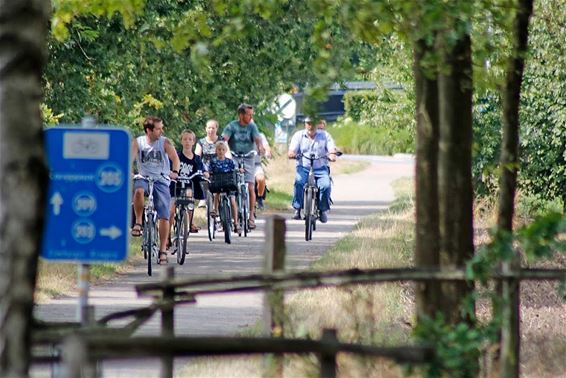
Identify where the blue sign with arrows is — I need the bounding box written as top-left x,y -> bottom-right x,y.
42,127 -> 131,262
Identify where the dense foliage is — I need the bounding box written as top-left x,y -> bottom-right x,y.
472,0 -> 565,205
45,1 -> 364,141
330,35 -> 415,155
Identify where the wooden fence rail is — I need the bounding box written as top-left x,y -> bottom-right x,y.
135,267 -> 566,297
59,334 -> 434,362
59,331 -> 433,378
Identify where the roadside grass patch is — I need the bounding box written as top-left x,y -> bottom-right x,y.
35,239 -> 142,303
264,189 -> 293,211
177,178 -> 416,377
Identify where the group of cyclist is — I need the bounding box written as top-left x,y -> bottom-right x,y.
130,103 -> 336,264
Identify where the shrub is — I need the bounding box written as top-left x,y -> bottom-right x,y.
330,117 -> 414,155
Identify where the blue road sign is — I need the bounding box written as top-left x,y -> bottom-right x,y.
42,127 -> 131,262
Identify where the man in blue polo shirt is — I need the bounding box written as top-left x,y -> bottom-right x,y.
287,117 -> 337,223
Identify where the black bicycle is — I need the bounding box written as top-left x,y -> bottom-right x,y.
294,152 -> 341,241
209,171 -> 238,244
171,171 -> 208,264
231,151 -> 257,237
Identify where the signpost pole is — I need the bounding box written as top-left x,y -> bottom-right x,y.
77,116 -> 96,325
78,263 -> 90,324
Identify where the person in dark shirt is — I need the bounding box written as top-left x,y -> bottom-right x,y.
169,130 -> 208,233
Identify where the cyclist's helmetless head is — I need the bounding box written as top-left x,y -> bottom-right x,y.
215,141 -> 228,158
143,116 -> 164,142
205,119 -> 218,136
304,118 -> 316,137
237,103 -> 254,126
181,129 -> 196,149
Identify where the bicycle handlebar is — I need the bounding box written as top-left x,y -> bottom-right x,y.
133,172 -> 169,181
231,151 -> 257,159
291,151 -> 342,162
173,170 -> 210,183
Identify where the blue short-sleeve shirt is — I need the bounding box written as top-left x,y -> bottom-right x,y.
288,130 -> 336,170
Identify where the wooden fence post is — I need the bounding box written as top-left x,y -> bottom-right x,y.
319,329 -> 338,378
263,215 -> 286,378
500,261 -> 520,378
161,266 -> 175,378
62,334 -> 88,378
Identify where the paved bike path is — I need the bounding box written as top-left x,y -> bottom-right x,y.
32,155 -> 414,377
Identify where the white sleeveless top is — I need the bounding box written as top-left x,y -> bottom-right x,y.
136,136 -> 170,184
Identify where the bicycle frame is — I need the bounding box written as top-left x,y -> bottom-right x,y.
300,154 -> 321,241
231,151 -> 256,237
172,171 -> 207,264
294,151 -> 341,241
218,191 -> 232,244
134,174 -> 159,276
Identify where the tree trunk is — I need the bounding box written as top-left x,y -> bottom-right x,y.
437,30 -> 475,324
497,0 -> 534,376
413,38 -> 441,321
0,1 -> 50,376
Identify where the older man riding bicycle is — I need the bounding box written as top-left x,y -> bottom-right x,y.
288,117 -> 337,223
222,103 -> 265,230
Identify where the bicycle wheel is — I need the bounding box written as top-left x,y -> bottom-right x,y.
142,209 -> 149,260
178,208 -> 188,265
242,190 -> 249,237
207,194 -> 215,241
146,214 -> 154,276
222,197 -> 232,244
172,208 -> 180,255
312,194 -> 318,232
304,188 -> 314,241
242,204 -> 248,237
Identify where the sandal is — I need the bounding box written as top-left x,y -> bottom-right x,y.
190,225 -> 200,233
131,223 -> 143,237
234,224 -> 241,234
157,251 -> 168,265
209,210 -> 217,218
248,219 -> 256,230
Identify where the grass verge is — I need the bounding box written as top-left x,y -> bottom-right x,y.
179,176 -> 566,377
178,177 -> 415,378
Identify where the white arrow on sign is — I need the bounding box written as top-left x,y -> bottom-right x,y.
100,226 -> 122,240
50,192 -> 63,215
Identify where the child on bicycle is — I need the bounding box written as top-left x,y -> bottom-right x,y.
168,129 -> 208,234
209,141 -> 240,233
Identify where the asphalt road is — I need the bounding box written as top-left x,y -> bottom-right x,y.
32,155 -> 414,377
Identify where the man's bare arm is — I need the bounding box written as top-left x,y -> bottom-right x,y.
164,139 -> 180,173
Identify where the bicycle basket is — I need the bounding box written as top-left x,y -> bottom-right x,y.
175,180 -> 194,204
209,171 -> 237,193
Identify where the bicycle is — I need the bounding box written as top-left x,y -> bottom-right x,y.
209,171 -> 238,244
294,152 -> 341,241
133,174 -> 160,276
171,171 -> 208,264
231,151 -> 257,237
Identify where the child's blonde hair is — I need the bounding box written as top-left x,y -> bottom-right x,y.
181,129 -> 196,139
215,140 -> 227,151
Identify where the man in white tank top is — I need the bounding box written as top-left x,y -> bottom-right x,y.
131,116 -> 180,264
